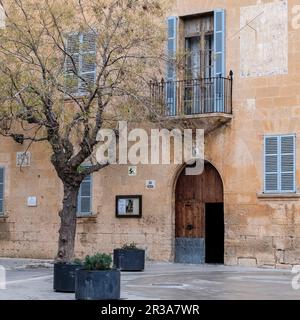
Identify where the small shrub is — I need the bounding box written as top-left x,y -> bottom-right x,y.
121,242 -> 140,250
84,253 -> 112,270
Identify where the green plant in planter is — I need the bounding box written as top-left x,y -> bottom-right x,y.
121,242 -> 139,250
76,253 -> 120,300
84,253 -> 112,270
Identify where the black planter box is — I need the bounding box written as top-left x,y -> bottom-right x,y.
113,249 -> 145,271
53,263 -> 83,293
75,269 -> 120,300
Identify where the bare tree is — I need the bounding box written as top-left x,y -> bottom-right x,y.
0,0 -> 167,262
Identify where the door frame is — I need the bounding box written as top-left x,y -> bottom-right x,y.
172,161 -> 225,264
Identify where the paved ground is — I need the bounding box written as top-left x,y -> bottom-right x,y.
0,258 -> 299,300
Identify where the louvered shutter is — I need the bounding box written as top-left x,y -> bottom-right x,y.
65,32 -> 96,95
79,32 -> 97,94
77,174 -> 92,216
166,16 -> 177,116
65,33 -> 80,95
0,168 -> 4,215
280,135 -> 296,192
264,136 -> 279,193
214,9 -> 225,112
264,135 -> 296,193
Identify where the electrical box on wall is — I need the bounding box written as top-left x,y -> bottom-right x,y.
16,152 -> 31,167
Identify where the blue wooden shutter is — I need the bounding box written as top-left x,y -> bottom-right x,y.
79,32 -> 97,94
264,135 -> 296,193
0,168 -> 4,215
65,32 -> 96,95
280,135 -> 296,192
65,33 -> 80,95
166,16 -> 177,116
214,9 -> 225,112
264,136 -> 279,193
77,174 -> 92,216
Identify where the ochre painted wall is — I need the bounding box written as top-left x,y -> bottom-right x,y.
1,0 -> 300,268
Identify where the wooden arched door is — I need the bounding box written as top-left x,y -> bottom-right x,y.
175,162 -> 224,264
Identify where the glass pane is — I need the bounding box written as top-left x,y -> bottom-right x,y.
0,200 -> 3,213
0,184 -> 3,199
185,37 -> 200,78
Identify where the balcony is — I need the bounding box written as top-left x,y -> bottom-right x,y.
150,73 -> 233,133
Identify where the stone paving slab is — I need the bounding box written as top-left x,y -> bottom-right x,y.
0,260 -> 299,300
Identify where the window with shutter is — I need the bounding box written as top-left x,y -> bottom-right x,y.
0,168 -> 4,215
65,32 -> 96,96
77,174 -> 92,216
264,135 -> 296,193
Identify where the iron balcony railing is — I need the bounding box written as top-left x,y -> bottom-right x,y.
150,72 -> 233,117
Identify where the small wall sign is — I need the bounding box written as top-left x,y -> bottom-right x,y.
128,166 -> 137,176
27,196 -> 37,207
146,180 -> 156,190
116,195 -> 142,218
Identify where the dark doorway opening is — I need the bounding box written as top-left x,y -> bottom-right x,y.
205,203 -> 224,264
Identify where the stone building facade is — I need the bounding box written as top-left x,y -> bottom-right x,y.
1,0 -> 300,268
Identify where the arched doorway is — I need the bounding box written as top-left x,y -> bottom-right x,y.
175,162 -> 224,264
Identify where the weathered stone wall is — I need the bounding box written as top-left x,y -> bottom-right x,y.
1,0 -> 300,268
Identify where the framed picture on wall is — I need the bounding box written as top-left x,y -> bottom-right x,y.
116,195 -> 142,218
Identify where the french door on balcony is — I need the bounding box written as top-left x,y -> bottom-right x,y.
166,11 -> 226,116
184,34 -> 214,115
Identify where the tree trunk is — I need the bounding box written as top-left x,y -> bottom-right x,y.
56,184 -> 80,263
